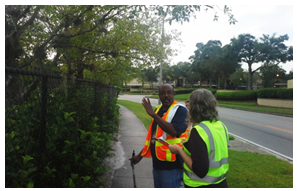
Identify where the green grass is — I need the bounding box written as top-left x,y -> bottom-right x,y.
120,92 -> 155,95
117,99 -> 293,188
218,101 -> 256,106
228,150 -> 293,188
148,94 -> 189,100
117,100 -> 156,129
218,102 -> 293,115
148,94 -> 293,116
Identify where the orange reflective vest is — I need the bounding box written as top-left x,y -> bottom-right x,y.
141,101 -> 189,162
185,122 -> 192,136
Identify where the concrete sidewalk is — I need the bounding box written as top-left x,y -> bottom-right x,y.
111,105 -> 154,188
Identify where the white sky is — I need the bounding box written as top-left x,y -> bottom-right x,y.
165,4 -> 294,74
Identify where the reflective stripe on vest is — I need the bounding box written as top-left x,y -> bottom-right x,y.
183,121 -> 229,184
161,103 -> 186,140
200,122 -> 228,168
184,170 -> 227,183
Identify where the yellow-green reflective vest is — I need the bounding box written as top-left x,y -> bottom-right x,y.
183,121 -> 229,187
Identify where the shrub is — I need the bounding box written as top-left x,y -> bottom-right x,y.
174,88 -> 217,95
5,82 -> 119,188
257,88 -> 293,99
215,90 -> 257,101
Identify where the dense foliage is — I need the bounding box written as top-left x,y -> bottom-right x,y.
214,88 -> 293,101
257,88 -> 293,99
230,34 -> 293,90
174,87 -> 217,95
5,70 -> 119,188
215,90 -> 258,101
5,5 -> 236,85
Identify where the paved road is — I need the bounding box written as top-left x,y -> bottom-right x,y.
118,94 -> 185,107
218,107 -> 293,160
118,94 -> 293,161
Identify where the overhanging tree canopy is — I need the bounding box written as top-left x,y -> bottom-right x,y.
5,5 -> 237,87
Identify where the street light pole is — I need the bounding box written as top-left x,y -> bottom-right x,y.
158,16 -> 165,105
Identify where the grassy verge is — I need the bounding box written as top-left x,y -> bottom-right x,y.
228,150 -> 293,188
218,101 -> 293,115
117,100 -> 155,129
147,94 -> 293,116
117,99 -> 293,188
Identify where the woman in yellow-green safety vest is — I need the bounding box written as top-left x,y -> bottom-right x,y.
169,89 -> 229,188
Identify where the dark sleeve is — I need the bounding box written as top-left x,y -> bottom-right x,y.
170,106 -> 188,137
188,128 -> 209,178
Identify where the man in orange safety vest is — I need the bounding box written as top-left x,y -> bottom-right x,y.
129,84 -> 188,188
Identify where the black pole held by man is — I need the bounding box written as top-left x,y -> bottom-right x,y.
131,150 -> 137,188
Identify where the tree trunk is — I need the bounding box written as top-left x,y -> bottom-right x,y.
217,76 -> 221,89
76,61 -> 84,79
248,63 -> 253,90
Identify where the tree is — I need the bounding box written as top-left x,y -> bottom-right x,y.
142,66 -> 158,88
52,6 -> 171,83
285,70 -> 293,81
148,5 -> 237,88
229,68 -> 248,89
5,5 -> 173,92
230,33 -> 293,90
171,62 -> 193,87
260,63 -> 287,88
148,5 -> 237,25
6,5 -> 237,88
191,40 -> 222,88
216,44 -> 241,89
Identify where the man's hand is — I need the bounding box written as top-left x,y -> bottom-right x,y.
142,97 -> 155,117
142,97 -> 178,137
129,153 -> 143,165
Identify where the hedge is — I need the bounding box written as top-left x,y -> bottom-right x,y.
175,88 -> 217,95
214,88 -> 293,101
215,90 -> 258,101
257,88 -> 293,99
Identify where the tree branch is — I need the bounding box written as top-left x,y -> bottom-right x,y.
21,6 -> 42,30
252,61 -> 281,74
65,6 -> 124,38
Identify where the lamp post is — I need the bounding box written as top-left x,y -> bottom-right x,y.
159,17 -> 164,88
158,16 -> 165,104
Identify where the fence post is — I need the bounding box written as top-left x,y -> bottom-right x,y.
94,83 -> 98,117
38,75 -> 48,157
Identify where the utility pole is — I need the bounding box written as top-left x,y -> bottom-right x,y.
158,16 -> 165,105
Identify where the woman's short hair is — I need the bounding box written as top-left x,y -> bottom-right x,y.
189,89 -> 218,124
